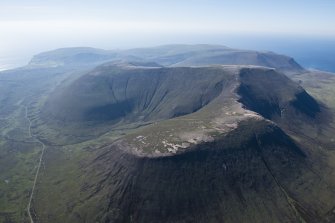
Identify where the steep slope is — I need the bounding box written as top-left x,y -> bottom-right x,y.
40,64 -> 233,143
238,68 -> 320,118
236,68 -> 332,145
40,65 -> 318,142
77,119 -> 309,223
32,64 -> 335,223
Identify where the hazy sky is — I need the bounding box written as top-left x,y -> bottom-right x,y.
1,0 -> 335,60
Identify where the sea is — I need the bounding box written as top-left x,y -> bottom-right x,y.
224,36 -> 335,73
0,56 -> 29,72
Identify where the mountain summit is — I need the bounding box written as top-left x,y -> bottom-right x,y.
36,60 -> 333,222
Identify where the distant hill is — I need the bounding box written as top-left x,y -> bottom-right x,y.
27,44 -> 304,74
28,47 -> 118,67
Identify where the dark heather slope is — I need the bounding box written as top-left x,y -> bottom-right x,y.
77,120 -> 310,223
34,65 -> 335,223
237,68 -> 322,120
237,67 -> 331,140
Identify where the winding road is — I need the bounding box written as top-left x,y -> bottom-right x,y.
25,106 -> 46,223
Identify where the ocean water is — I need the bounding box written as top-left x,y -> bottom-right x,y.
0,57 -> 28,71
223,36 -> 335,73
263,40 -> 335,73
0,58 -> 11,71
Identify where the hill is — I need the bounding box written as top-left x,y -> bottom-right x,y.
0,45 -> 335,223
27,44 -> 304,74
31,63 -> 335,222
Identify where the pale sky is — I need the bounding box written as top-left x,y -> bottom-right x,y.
0,0 -> 335,61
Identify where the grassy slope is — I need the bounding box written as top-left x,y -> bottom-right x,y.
0,106 -> 40,222
291,70 -> 335,210
0,64 -> 143,222
0,66 -> 93,222
293,70 -> 335,109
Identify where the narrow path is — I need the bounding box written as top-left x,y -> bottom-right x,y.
25,106 -> 46,223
